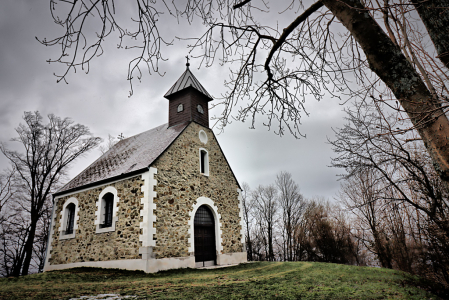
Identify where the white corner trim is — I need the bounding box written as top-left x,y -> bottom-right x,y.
188,197 -> 223,254
43,198 -> 58,269
199,130 -> 208,144
58,197 -> 80,240
140,167 -> 157,247
95,186 -> 120,233
237,188 -> 245,244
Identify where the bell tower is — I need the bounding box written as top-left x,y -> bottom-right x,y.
164,59 -> 213,128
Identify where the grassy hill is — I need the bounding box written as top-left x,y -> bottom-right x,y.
0,262 -> 444,299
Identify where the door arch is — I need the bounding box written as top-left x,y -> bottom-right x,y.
194,205 -> 216,267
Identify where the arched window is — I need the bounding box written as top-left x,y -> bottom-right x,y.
100,193 -> 114,228
177,103 -> 184,112
58,197 -> 79,240
65,203 -> 76,235
95,186 -> 120,233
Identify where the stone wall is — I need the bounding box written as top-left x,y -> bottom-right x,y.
48,121 -> 243,266
152,122 -> 243,259
49,176 -> 144,265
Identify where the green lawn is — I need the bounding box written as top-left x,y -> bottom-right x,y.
0,262 -> 443,299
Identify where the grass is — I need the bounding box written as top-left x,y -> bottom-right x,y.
0,262 -> 444,299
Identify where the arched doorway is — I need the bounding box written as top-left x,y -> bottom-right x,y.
194,205 -> 216,267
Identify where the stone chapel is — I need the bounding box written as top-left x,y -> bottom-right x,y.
43,63 -> 247,273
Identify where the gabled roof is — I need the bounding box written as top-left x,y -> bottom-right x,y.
164,66 -> 213,100
57,123 -> 188,195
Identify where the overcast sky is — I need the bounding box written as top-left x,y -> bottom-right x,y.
0,0 -> 349,200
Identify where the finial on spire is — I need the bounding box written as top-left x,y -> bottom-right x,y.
185,55 -> 190,68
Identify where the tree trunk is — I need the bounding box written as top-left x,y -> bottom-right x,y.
321,0 -> 449,187
410,0 -> 449,69
246,232 -> 253,261
372,229 -> 393,269
20,217 -> 38,275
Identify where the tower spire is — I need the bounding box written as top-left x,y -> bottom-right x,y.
186,55 -> 190,69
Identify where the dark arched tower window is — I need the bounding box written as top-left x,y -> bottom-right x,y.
65,203 -> 75,235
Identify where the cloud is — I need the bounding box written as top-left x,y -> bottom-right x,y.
0,0 -> 347,199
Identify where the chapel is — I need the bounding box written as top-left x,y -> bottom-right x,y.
43,62 -> 247,273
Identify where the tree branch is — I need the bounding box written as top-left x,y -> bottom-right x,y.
233,0 -> 251,9
264,1 -> 324,79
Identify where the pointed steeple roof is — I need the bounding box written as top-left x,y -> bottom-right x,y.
164,63 -> 213,100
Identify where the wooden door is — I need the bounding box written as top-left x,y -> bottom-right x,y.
194,205 -> 216,265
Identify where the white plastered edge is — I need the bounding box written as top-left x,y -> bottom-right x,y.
139,167 -> 157,247
187,197 -> 223,254
237,188 -> 245,244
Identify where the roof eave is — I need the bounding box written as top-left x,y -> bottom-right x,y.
53,167 -> 150,198
165,86 -> 213,102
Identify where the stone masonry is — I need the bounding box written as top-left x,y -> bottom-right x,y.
151,122 -> 242,259
49,176 -> 144,265
48,121 -> 243,265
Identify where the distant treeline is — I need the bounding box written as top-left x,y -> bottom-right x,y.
243,100 -> 449,289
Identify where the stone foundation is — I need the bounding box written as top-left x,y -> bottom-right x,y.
44,253 -> 247,273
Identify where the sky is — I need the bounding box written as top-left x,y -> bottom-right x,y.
0,0 -> 349,200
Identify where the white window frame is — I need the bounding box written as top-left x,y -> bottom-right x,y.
58,197 -> 80,240
199,148 -> 209,176
95,186 -> 120,233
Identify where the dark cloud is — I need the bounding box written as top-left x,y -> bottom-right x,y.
0,0 -> 347,199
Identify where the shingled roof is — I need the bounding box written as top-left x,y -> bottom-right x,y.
57,122 -> 188,195
164,66 -> 213,100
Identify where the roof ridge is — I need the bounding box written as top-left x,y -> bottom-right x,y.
164,68 -> 212,99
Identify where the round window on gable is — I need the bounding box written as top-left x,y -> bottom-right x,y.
177,103 -> 184,112
199,130 -> 208,144
197,104 -> 204,114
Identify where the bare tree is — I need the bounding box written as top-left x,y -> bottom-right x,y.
0,112 -> 101,276
0,202 -> 30,277
410,0 -> 449,68
0,169 -> 15,223
297,197 -> 357,264
332,99 -> 449,285
275,171 -> 305,261
252,185 -> 278,261
240,182 -> 254,261
99,134 -> 119,155
338,171 -> 395,269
